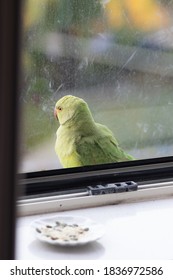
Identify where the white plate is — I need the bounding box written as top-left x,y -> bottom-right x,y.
31,215 -> 105,246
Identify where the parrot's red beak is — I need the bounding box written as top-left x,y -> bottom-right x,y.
54,108 -> 58,120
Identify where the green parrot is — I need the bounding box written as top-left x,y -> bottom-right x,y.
54,95 -> 134,168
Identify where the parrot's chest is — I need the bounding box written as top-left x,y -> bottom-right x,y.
55,126 -> 79,157
55,126 -> 83,167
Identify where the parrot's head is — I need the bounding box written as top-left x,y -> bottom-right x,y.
54,95 -> 92,125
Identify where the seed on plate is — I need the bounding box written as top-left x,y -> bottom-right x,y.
56,228 -> 62,232
46,225 -> 52,228
69,234 -> 76,238
71,237 -> 78,241
84,228 -> 89,231
61,223 -> 67,227
36,228 -> 41,233
51,237 -> 58,240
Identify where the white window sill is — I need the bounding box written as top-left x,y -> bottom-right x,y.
15,197 -> 173,259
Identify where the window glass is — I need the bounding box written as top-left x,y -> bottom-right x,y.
19,0 -> 173,173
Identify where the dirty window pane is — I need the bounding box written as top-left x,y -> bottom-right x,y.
19,0 -> 173,172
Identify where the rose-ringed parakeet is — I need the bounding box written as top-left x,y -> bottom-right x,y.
54,95 -> 134,168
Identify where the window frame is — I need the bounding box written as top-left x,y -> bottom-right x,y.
20,156 -> 173,196
18,156 -> 173,216
0,0 -> 21,259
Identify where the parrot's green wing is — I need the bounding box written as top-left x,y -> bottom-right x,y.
75,123 -> 134,166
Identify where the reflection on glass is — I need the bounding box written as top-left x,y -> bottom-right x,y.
19,0 -> 173,172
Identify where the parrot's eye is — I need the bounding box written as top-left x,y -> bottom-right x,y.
57,106 -> 62,111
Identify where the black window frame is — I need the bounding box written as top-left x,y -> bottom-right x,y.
20,157 -> 173,197
0,0 -> 21,259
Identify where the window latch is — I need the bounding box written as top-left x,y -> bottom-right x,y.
87,181 -> 138,195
